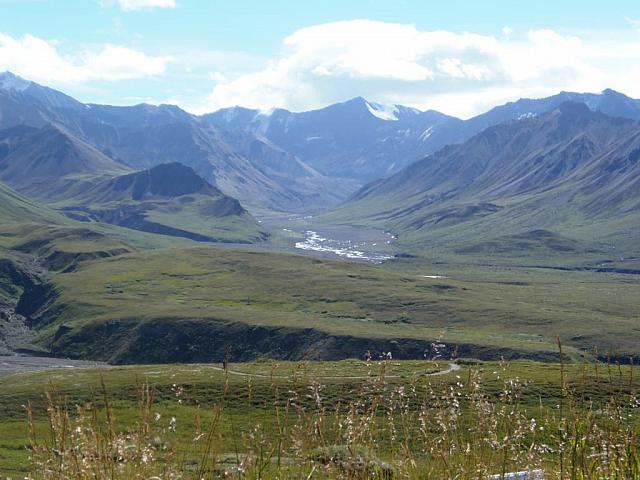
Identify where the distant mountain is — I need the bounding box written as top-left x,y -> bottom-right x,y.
0,124 -> 131,200
461,89 -> 640,135
0,71 -> 88,128
58,162 -> 268,243
0,71 -> 347,212
205,97 -> 461,182
4,71 -> 640,213
328,102 -> 640,256
0,120 -> 267,243
206,90 -> 640,186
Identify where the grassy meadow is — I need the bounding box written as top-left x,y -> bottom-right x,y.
1,172 -> 639,478
31,245 -> 640,363
0,358 -> 639,478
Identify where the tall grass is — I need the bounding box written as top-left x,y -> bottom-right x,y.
21,357 -> 640,479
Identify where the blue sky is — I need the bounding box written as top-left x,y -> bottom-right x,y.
1,0 -> 639,117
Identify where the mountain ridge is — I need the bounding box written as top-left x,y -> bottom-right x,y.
327,101 -> 640,256
0,71 -> 345,213
3,71 -> 640,216
205,87 -> 640,185
0,123 -> 131,200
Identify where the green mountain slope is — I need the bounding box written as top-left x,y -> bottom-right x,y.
57,163 -> 268,243
327,103 -> 640,260
0,123 -> 268,244
0,181 -> 64,226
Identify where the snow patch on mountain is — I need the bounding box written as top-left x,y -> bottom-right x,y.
0,71 -> 31,92
420,126 -> 435,141
365,101 -> 400,121
517,112 -> 537,120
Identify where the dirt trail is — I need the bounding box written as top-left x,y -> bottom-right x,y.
1,355 -> 460,380
205,362 -> 461,380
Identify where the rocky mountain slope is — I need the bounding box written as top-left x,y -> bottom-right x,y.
0,124 -> 131,200
206,90 -> 640,186
205,97 -> 460,182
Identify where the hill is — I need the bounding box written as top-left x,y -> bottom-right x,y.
58,163 -> 268,243
0,180 -> 64,226
0,180 -> 132,354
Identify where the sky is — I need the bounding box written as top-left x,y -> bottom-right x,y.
1,0 -> 639,118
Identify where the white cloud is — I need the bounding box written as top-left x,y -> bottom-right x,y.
116,0 -> 176,11
502,26 -> 514,36
197,19 -> 640,118
0,33 -> 171,84
626,17 -> 640,29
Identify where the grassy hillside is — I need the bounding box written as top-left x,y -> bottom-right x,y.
0,181 -> 65,226
0,180 -> 205,353
23,246 -> 640,363
1,179 -> 638,366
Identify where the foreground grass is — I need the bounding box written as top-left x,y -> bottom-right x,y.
0,359 -> 639,478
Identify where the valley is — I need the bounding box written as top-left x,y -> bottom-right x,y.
1,72 -> 639,368
3,2 -> 640,477
0,45 -> 639,480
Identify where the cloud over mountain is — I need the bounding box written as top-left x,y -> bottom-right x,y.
202,19 -> 640,118
0,33 -> 171,85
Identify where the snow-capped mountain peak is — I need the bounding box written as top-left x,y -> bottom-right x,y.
0,71 -> 31,92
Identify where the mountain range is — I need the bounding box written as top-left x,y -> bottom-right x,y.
2,70 -> 640,257
4,70 -> 640,216
1,71 -> 640,362
328,102 -> 640,258
207,89 -> 640,185
0,71 -> 348,213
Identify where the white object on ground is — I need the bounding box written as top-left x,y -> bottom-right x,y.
490,470 -> 545,480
